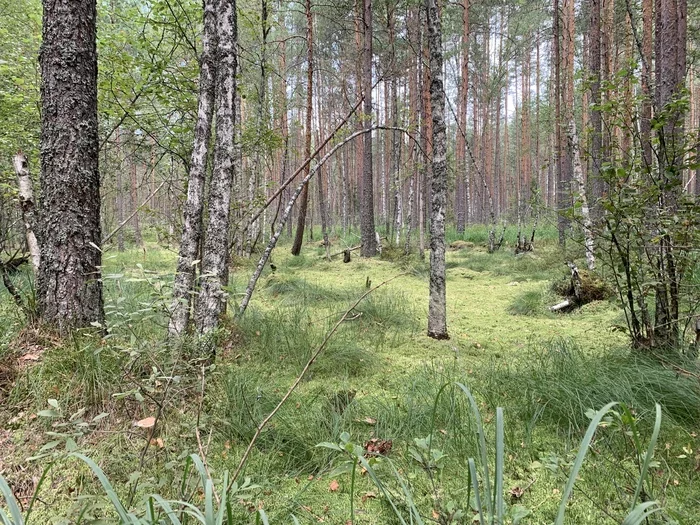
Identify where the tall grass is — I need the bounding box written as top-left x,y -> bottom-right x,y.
479,339 -> 700,429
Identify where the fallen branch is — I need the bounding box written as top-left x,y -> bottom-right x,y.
328,245 -> 361,258
550,299 -> 573,312
238,126 -> 411,317
230,273 -> 407,484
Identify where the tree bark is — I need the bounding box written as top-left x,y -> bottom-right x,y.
129,153 -> 143,247
360,0 -> 377,256
195,0 -> 237,335
291,0 -> 314,256
456,0 -> 470,234
12,152 -> 40,272
169,0 -> 218,336
38,0 -> 104,329
427,0 -> 448,340
589,0 -> 603,220
567,121 -> 596,270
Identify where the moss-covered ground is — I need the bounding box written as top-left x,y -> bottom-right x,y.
1,225 -> 699,523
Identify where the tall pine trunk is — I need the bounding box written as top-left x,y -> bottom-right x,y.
38,0 -> 104,329
360,0 -> 377,256
291,0 -> 314,256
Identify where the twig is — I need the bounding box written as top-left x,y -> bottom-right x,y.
230,273 -> 407,484
102,180 -> 166,245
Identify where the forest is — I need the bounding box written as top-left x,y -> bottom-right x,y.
0,0 -> 699,522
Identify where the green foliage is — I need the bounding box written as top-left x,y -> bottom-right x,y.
0,453 -> 261,524
320,382 -> 668,524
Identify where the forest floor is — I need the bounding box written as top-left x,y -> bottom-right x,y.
1,225 -> 699,524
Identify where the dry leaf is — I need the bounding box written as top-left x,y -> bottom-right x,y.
432,509 -> 440,519
134,416 -> 156,429
509,486 -> 525,499
355,417 -> 377,425
329,479 -> 340,492
19,353 -> 41,362
150,437 -> 164,448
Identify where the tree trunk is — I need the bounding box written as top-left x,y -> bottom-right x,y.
456,0 -> 470,234
169,0 -> 218,336
38,0 -> 103,329
116,128 -> 125,252
129,154 -> 143,247
567,121 -> 596,270
12,152 -> 40,272
589,0 -> 603,220
426,0 -> 448,340
195,0 -> 237,335
291,0 -> 314,256
360,0 -> 377,257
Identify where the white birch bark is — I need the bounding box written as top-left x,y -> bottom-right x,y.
13,152 -> 40,272
168,0 -> 218,336
567,120 -> 596,270
195,0 -> 237,334
427,0 -> 448,339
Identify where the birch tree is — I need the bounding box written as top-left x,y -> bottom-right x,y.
12,152 -> 40,272
195,0 -> 237,334
169,0 -> 218,336
426,0 -> 448,340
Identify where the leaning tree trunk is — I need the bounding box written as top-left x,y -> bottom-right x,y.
168,0 -> 218,336
195,0 -> 237,335
38,0 -> 103,329
12,152 -> 40,272
426,0 -> 448,340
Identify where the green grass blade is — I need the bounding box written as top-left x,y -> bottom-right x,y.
622,501 -> 662,525
204,479 -> 214,525
495,407 -> 504,525
468,458 -> 485,525
70,453 -> 138,523
455,382 -> 493,519
355,455 -> 409,525
216,472 -> 229,525
0,475 -> 23,525
554,402 -> 618,525
0,508 -> 17,525
630,404 -> 662,511
383,458 -> 425,525
257,509 -> 270,525
149,494 -> 182,525
24,461 -> 54,525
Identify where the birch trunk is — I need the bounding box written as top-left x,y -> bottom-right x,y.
12,152 -> 40,272
567,120 -> 596,270
426,0 -> 448,340
195,0 -> 237,335
168,0 -> 218,336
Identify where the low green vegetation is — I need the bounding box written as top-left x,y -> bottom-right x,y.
1,226 -> 699,523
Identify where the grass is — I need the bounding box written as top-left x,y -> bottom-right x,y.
1,226 -> 699,523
